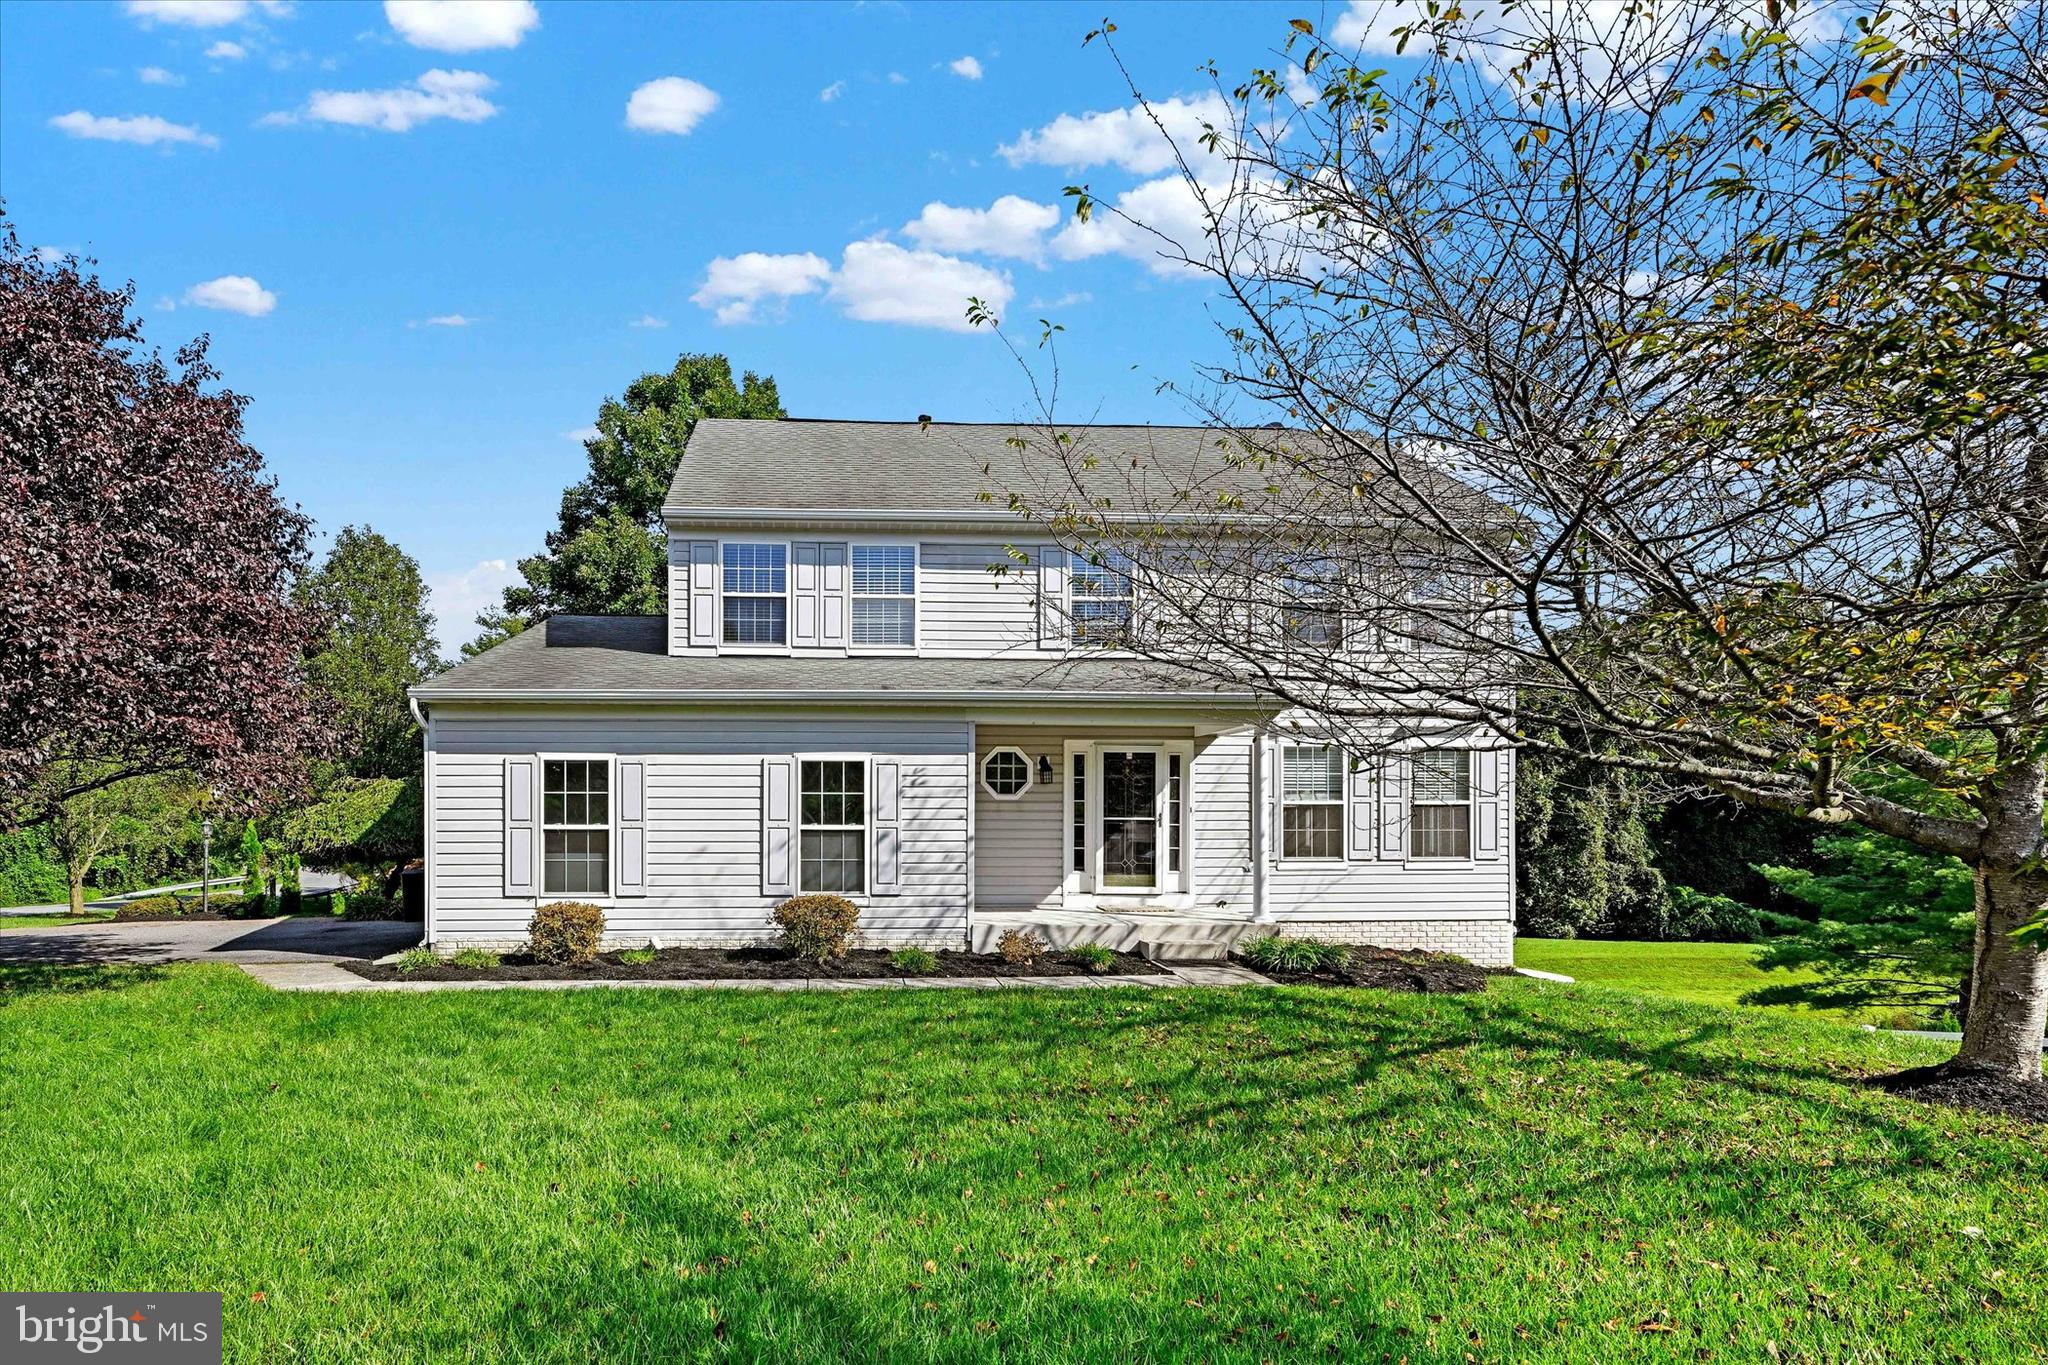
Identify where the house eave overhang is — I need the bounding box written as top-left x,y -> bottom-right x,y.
409,686 -> 1269,707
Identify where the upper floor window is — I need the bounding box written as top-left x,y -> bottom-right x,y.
1071,549 -> 1135,646
1281,558 -> 1342,649
543,758 -> 609,895
1410,751 -> 1472,858
1280,744 -> 1345,859
851,544 -> 916,647
723,543 -> 788,646
1406,561 -> 1474,649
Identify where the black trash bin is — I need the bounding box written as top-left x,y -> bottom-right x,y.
400,865 -> 424,919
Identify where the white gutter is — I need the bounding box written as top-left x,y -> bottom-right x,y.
409,686 -> 1267,706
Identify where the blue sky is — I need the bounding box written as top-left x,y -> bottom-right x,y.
2,0 -> 1352,648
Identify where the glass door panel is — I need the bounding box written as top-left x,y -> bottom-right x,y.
1099,750 -> 1159,891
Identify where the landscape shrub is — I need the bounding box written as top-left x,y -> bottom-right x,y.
890,946 -> 939,974
1240,935 -> 1352,974
393,947 -> 440,974
772,894 -> 860,964
1066,942 -> 1117,974
111,895 -> 187,921
997,928 -> 1048,966
449,947 -> 500,970
341,891 -> 405,921
528,901 -> 606,965
617,947 -> 657,966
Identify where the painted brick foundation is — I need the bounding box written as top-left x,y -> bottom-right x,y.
1276,919 -> 1516,968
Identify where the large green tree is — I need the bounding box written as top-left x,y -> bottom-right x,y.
496,354 -> 784,628
295,527 -> 440,781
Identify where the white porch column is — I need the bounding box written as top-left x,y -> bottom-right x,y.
1250,726 -> 1272,923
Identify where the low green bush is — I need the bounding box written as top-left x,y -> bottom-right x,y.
393,947 -> 440,974
449,947 -> 501,970
617,947 -> 657,966
528,902 -> 606,966
112,895 -> 188,921
1240,935 -> 1352,974
889,946 -> 940,974
341,891 -> 405,922
1066,943 -> 1118,974
772,894 -> 860,964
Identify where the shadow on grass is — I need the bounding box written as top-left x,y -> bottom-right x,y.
0,963 -> 169,1003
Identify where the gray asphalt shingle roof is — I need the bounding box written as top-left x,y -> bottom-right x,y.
665,418 -> 1496,519
415,615 -> 1261,704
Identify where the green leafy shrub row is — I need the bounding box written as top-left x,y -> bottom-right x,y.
1240,935 -> 1352,974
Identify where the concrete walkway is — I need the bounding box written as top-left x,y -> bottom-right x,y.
240,959 -> 1276,994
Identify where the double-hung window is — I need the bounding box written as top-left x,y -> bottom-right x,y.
799,759 -> 865,894
1406,560 -> 1473,649
542,758 -> 610,895
1410,751 -> 1473,858
722,543 -> 788,646
1280,745 -> 1345,859
1281,558 -> 1343,650
851,545 -> 916,647
1070,549 -> 1135,646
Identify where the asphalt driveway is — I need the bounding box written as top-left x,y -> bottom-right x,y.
0,915 -> 421,966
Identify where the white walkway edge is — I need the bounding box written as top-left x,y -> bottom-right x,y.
1514,967 -> 1575,983
237,961 -> 1275,994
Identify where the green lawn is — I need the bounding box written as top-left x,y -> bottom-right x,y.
1513,937 -> 1918,1026
0,909 -> 117,930
1,965 -> 2036,1362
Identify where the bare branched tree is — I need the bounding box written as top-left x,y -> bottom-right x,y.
978,1 -> 2048,1080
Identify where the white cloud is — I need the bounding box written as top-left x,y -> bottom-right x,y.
948,55 -> 983,80
205,39 -> 247,59
32,246 -> 67,264
691,251 -> 832,324
628,314 -> 668,329
830,240 -> 1010,332
122,0 -> 286,26
998,92 -> 1234,174
1029,290 -> 1092,310
384,0 -> 537,52
1051,172 -> 1332,280
414,312 -> 475,327
901,195 -> 1059,262
183,274 -> 276,315
49,111 -> 219,148
426,556 -> 519,650
286,69 -> 498,132
625,77 -> 719,135
138,66 -> 185,86
886,71 -> 908,85
564,426 -> 601,442
819,79 -> 846,103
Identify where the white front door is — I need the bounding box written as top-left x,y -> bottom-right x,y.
1096,748 -> 1161,894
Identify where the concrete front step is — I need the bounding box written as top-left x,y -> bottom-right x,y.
971,916 -> 1261,958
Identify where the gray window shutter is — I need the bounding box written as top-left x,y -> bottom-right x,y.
792,542 -> 821,646
820,543 -> 848,648
689,541 -> 718,648
504,757 -> 536,897
871,758 -> 902,895
761,757 -> 794,896
1037,545 -> 1066,648
1473,749 -> 1503,860
617,758 -> 648,895
1377,755 -> 1408,861
1347,756 -> 1374,860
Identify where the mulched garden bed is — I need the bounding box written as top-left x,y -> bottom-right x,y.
1237,946 -> 1493,994
1871,1063 -> 2048,1125
342,944 -> 1160,983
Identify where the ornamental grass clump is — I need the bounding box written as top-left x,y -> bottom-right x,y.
527,901 -> 606,966
890,946 -> 940,974
772,894 -> 860,964
1240,935 -> 1352,974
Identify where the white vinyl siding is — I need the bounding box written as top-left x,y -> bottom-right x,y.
432,710 -> 970,944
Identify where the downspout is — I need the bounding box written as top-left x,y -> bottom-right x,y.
411,694 -> 433,947
1250,724 -> 1272,923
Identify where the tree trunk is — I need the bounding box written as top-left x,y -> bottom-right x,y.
1949,867 -> 2048,1082
67,872 -> 86,917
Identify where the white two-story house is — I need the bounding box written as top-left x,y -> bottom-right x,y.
410,419 -> 1516,965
